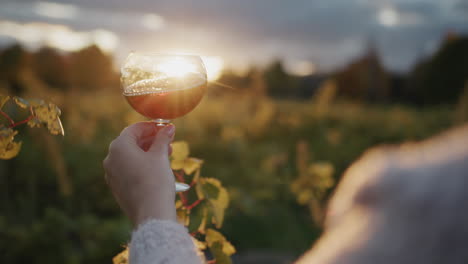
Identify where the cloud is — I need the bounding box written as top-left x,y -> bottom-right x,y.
0,20 -> 119,52
0,1 -> 166,32
0,0 -> 467,72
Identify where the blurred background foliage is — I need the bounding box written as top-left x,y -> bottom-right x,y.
0,31 -> 467,263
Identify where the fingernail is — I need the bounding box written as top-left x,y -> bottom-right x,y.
166,125 -> 175,137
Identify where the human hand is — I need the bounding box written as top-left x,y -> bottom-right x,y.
103,122 -> 176,226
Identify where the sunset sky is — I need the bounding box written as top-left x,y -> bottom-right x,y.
0,0 -> 467,76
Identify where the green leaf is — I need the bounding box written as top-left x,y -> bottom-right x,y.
202,181 -> 220,200
197,178 -> 229,228
13,96 -> 29,108
0,95 -> 9,109
0,127 -> 22,159
206,229 -> 236,263
188,201 -> 207,233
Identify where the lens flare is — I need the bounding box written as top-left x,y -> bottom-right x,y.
156,57 -> 199,78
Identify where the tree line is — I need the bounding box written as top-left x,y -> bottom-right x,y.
1,33 -> 467,105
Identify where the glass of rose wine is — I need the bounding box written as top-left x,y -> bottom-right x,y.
121,52 -> 207,192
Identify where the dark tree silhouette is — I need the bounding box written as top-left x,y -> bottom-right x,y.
32,47 -> 71,90
408,34 -> 468,105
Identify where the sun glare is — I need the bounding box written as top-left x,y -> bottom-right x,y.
157,58 -> 198,78
201,56 -> 224,81
156,53 -> 224,81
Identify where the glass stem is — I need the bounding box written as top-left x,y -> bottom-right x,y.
154,119 -> 171,127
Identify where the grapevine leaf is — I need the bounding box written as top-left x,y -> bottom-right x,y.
172,157 -> 203,174
28,98 -> 46,107
171,141 -> 189,161
0,128 -> 22,160
209,242 -> 232,264
206,229 -> 236,257
199,179 -> 220,200
0,95 -> 9,109
32,102 -> 64,136
198,178 -> 229,228
183,158 -> 203,175
296,190 -> 313,205
308,162 -> 335,189
13,96 -> 29,108
177,209 -> 189,226
191,237 -> 208,263
291,161 -> 335,214
188,201 -> 207,233
112,247 -> 129,264
192,237 -> 207,250
170,141 -> 204,173
171,159 -> 185,170
27,116 -> 42,128
175,200 -> 184,209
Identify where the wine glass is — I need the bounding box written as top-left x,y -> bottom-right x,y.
121,52 -> 207,192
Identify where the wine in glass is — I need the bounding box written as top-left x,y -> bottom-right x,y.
121,53 -> 207,192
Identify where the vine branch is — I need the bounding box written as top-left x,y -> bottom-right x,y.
0,110 -> 14,125
175,171 -> 189,206
9,115 -> 33,128
186,199 -> 203,210
2,106 -> 35,128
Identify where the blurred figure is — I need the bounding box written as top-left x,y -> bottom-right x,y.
298,124 -> 468,264
104,123 -> 468,264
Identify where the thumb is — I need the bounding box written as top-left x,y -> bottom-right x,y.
147,124 -> 175,155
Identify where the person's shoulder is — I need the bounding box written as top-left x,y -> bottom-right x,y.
327,124 -> 468,227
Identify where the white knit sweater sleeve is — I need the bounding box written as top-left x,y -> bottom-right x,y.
129,219 -> 203,264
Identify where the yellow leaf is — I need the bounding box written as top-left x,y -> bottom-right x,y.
308,162 -> 335,189
27,117 -> 42,128
112,247 -> 129,264
32,103 -> 64,136
171,141 -> 189,161
191,237 -> 208,263
0,128 -> 22,160
297,190 -> 313,205
170,142 -> 203,174
183,158 -> 203,175
0,95 -> 9,109
206,229 -> 236,256
48,117 -> 64,136
13,96 -> 29,108
177,209 -> 189,226
171,159 -> 185,170
192,237 -> 207,250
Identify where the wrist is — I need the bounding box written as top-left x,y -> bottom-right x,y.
133,193 -> 177,226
